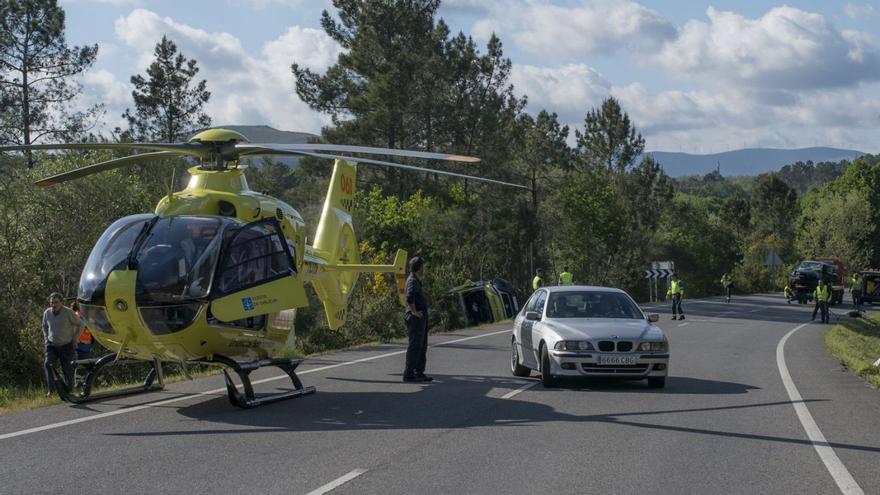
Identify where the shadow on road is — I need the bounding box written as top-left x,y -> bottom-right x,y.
552,376 -> 760,394
103,373 -> 880,454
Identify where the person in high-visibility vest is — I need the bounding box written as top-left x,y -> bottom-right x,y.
851,272 -> 863,309
720,273 -> 733,303
532,268 -> 545,291
784,284 -> 794,304
814,278 -> 831,323
811,277 -> 832,321
667,272 -> 686,320
558,266 -> 573,286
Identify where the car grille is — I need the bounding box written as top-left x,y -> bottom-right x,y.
597,341 -> 633,352
581,364 -> 649,374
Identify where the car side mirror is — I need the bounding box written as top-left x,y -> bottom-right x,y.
647,313 -> 659,323
525,311 -> 540,321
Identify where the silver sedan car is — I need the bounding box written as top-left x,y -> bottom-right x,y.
511,286 -> 669,388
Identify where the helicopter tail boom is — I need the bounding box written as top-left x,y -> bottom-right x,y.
307,159 -> 360,329
306,160 -> 410,328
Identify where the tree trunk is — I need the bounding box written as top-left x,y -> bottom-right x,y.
22,12 -> 32,167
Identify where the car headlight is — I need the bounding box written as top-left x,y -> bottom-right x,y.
638,341 -> 668,352
554,340 -> 594,351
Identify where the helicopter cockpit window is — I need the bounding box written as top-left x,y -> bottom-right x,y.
134,216 -> 228,303
215,219 -> 295,296
79,214 -> 155,303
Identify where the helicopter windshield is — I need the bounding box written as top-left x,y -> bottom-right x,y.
134,216 -> 229,303
79,214 -> 155,303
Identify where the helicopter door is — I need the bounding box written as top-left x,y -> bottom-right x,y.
210,218 -> 308,322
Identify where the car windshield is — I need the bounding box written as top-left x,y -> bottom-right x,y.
798,261 -> 824,272
134,216 -> 230,303
546,291 -> 644,319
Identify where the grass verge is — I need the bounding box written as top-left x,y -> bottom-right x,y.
0,367 -> 221,415
825,311 -> 880,388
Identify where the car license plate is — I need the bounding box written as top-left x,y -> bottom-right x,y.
599,355 -> 636,365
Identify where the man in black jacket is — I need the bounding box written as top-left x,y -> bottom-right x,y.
403,256 -> 432,382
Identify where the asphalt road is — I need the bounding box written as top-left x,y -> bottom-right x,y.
2,294 -> 879,495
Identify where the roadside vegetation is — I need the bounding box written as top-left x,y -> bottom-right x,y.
825,312 -> 880,388
2,0 -> 879,402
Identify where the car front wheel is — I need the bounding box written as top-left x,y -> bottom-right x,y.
540,346 -> 559,388
511,339 -> 531,377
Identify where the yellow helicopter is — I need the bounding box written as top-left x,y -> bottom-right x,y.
2,128 -> 526,407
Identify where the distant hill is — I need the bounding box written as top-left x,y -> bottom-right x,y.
644,147 -> 865,177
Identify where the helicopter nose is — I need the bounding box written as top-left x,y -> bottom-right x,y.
103,270 -> 140,354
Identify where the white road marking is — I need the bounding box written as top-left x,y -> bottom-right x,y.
677,322 -> 689,327
306,469 -> 368,495
748,308 -> 764,313
501,381 -> 537,399
0,329 -> 512,442
776,323 -> 864,495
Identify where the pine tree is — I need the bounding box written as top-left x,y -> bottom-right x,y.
576,96 -> 645,173
0,0 -> 99,165
123,35 -> 211,143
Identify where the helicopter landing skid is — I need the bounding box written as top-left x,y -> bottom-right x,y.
211,355 -> 316,408
53,353 -> 165,404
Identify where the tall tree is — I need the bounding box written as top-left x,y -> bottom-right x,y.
510,110 -> 570,274
749,173 -> 798,250
292,1 -> 523,196
0,0 -> 99,165
575,96 -> 645,173
293,0 -> 444,149
123,35 -> 211,143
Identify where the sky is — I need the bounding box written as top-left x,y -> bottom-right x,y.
57,0 -> 880,153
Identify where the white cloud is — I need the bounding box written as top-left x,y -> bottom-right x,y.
103,9 -> 343,134
511,63 -> 611,127
459,0 -> 676,60
614,82 -> 880,153
844,3 -> 877,19
61,0 -> 142,5
471,19 -> 500,43
654,6 -> 880,90
230,0 -> 331,10
509,60 -> 880,153
441,0 -> 494,16
82,3 -> 880,155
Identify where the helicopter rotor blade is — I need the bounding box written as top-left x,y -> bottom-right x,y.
236,146 -> 528,190
35,151 -> 179,188
0,142 -> 209,158
236,143 -> 480,163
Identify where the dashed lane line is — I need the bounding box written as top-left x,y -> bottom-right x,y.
306,469 -> 368,495
777,323 -> 864,495
677,322 -> 689,327
0,329 -> 513,442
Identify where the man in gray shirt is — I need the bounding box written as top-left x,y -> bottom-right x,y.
42,292 -> 83,395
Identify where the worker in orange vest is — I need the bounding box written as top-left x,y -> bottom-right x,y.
70,301 -> 93,360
